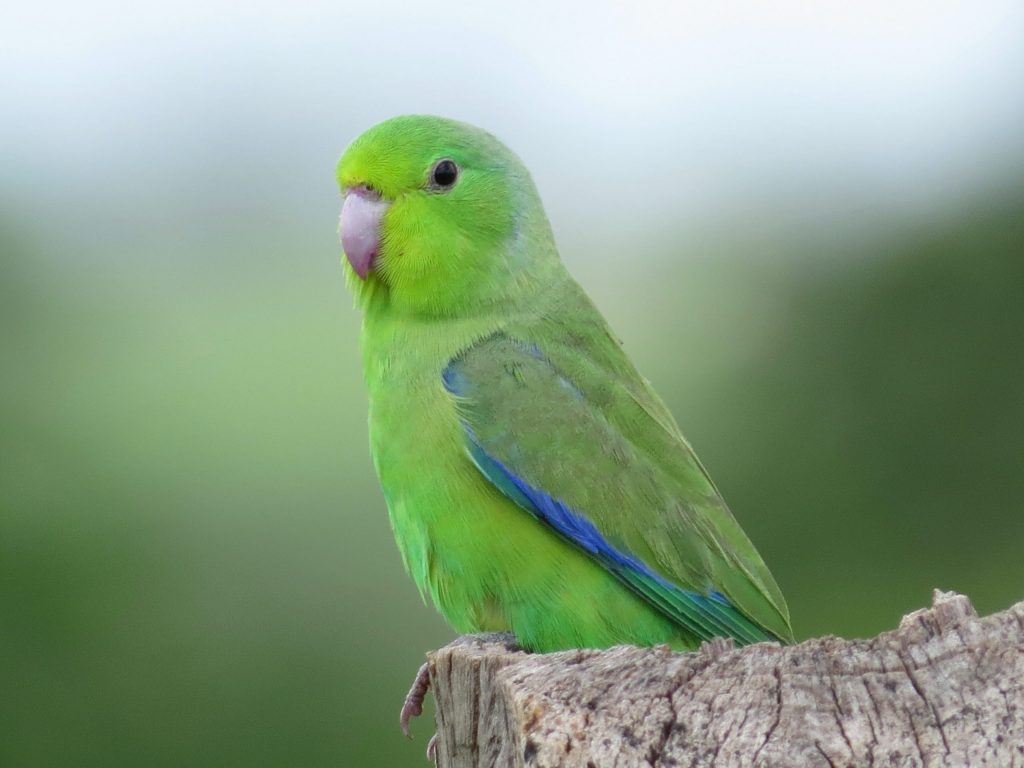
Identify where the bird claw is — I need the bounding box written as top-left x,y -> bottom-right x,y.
427,733 -> 438,763
400,663 -> 431,738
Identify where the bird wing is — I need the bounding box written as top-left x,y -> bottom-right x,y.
442,329 -> 792,645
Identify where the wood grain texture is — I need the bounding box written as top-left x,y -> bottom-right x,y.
426,591 -> 1024,767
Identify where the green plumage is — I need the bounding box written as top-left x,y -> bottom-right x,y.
338,115 -> 793,652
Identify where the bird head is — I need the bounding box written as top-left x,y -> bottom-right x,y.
336,115 -> 559,316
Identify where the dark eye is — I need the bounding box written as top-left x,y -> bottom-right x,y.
430,159 -> 459,189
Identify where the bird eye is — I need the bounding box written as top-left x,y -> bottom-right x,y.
430,159 -> 459,189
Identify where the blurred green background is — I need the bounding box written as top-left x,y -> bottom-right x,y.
3,2 -> 1023,765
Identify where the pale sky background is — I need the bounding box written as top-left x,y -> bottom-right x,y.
3,0 -> 1023,264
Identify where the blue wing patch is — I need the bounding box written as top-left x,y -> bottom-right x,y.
443,354 -> 778,646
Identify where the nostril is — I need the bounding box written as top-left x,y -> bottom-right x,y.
351,183 -> 382,201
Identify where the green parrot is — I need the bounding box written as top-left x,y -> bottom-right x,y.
336,115 -> 792,737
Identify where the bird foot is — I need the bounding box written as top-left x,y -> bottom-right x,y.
400,662 -> 431,738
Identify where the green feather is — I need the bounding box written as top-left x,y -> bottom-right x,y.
446,333 -> 791,645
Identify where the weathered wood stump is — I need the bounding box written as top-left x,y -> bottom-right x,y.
426,590 -> 1024,767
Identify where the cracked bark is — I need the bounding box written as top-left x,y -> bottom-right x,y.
425,591 -> 1024,767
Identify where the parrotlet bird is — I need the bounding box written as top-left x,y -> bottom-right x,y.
336,116 -> 793,741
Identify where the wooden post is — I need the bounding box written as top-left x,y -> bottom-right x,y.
426,591 -> 1024,767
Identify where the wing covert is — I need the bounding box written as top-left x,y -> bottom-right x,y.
443,332 -> 792,645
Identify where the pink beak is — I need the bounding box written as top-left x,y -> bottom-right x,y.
340,186 -> 390,279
